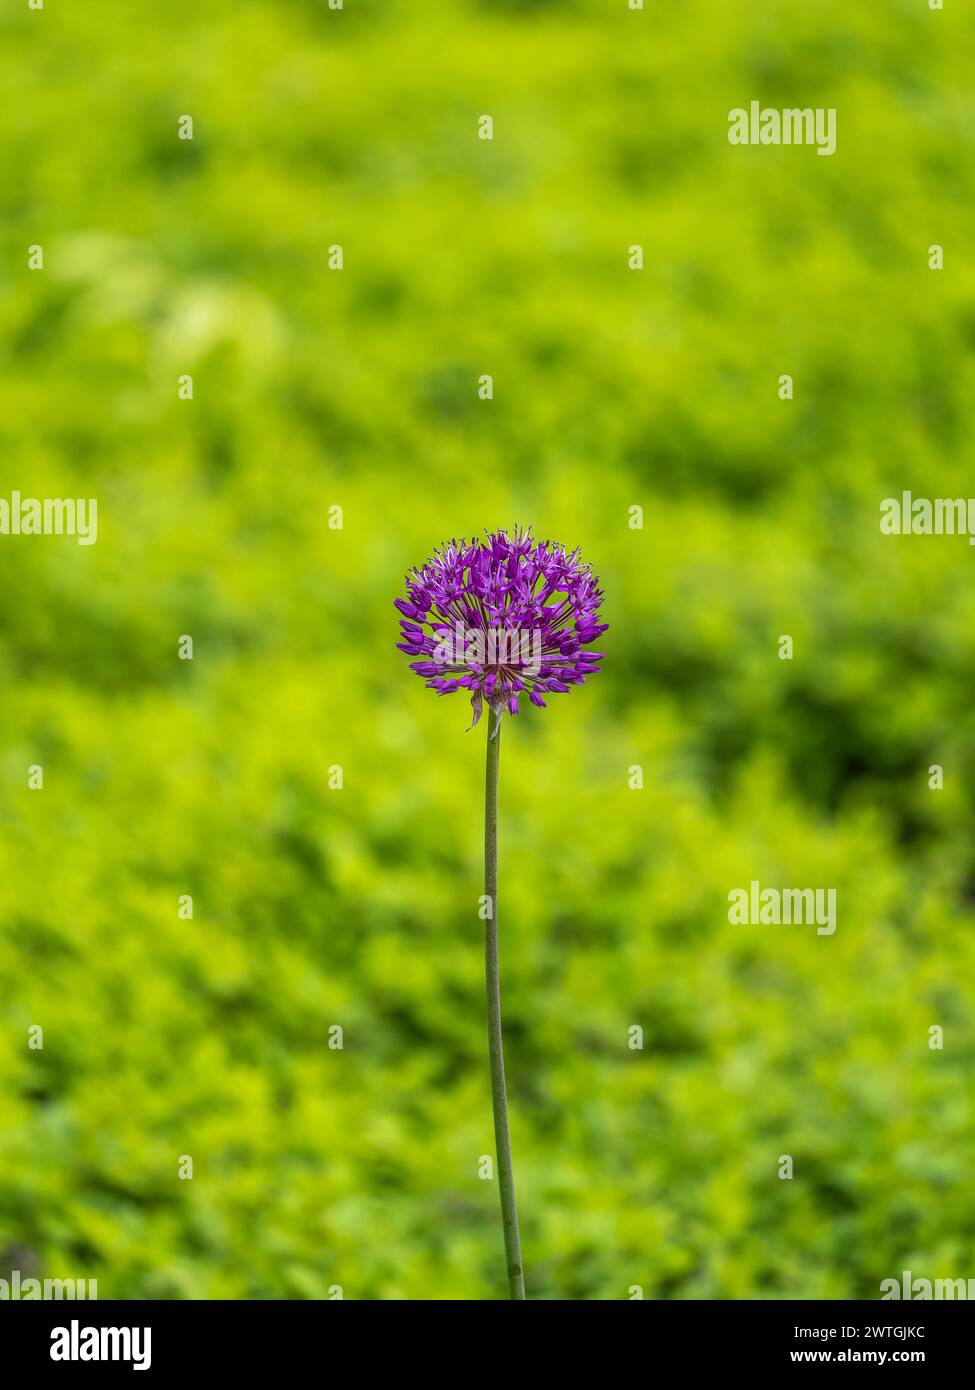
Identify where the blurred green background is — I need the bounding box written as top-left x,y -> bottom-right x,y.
1,0 -> 974,1300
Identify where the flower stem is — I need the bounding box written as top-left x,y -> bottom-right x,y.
484,706 -> 526,1300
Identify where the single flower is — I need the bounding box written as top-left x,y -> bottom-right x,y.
397,528 -> 607,1300
395,527 -> 607,735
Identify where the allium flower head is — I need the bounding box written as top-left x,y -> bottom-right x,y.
396,528 -> 607,730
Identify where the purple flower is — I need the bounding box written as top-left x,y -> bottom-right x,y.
396,528 -> 606,730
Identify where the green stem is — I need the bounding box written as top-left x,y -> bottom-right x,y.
484,706 -> 526,1300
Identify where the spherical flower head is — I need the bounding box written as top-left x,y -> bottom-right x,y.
396,528 -> 607,732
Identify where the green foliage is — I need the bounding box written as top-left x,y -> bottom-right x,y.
1,0 -> 974,1299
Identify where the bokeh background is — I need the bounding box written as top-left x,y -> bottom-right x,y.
1,0 -> 974,1300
